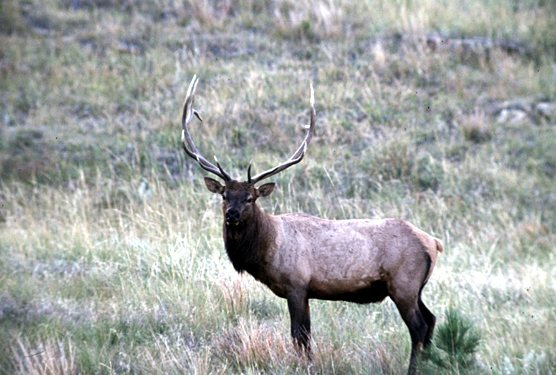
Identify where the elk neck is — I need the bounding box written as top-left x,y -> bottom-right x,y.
222,202 -> 276,280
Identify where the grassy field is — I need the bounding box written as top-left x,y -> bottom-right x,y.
1,0 -> 556,373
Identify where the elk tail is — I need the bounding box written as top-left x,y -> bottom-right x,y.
434,238 -> 444,253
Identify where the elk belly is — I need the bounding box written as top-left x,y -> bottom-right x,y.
308,276 -> 389,304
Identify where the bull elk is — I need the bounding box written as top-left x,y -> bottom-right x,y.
180,76 -> 444,375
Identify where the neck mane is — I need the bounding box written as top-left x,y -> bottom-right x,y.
223,204 -> 274,279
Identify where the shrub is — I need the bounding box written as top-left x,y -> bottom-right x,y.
420,308 -> 482,374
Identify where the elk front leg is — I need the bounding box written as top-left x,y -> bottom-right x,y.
286,291 -> 311,358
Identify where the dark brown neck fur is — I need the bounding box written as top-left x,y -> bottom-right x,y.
223,203 -> 274,280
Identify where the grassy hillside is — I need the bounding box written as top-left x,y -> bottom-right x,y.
1,0 -> 555,373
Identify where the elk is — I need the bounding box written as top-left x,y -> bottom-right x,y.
180,76 -> 444,375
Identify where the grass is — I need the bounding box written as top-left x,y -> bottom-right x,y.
1,0 -> 556,373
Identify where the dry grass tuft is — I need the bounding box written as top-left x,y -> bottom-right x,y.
213,319 -> 294,371
217,275 -> 251,318
273,0 -> 345,40
460,109 -> 493,144
12,337 -> 76,375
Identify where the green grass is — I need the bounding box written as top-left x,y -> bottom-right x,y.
1,0 -> 556,374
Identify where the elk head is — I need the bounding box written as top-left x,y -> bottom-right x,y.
180,75 -> 316,227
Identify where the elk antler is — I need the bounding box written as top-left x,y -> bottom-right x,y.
247,84 -> 316,184
181,75 -> 232,182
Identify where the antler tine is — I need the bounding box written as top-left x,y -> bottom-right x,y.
249,84 -> 316,185
214,155 -> 232,181
247,160 -> 253,183
181,75 -> 231,181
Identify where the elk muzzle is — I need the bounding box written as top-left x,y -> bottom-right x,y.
225,208 -> 241,226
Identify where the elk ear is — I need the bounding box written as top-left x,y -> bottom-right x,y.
256,182 -> 275,198
204,177 -> 225,194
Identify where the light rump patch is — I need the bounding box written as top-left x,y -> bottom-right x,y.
179,76 -> 443,375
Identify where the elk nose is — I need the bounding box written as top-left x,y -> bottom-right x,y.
225,209 -> 240,225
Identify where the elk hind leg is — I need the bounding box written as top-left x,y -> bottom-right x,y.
392,294 -> 428,375
418,294 -> 436,347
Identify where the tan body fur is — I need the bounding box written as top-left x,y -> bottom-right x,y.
260,213 -> 443,304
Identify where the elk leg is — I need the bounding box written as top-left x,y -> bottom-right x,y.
418,296 -> 436,347
392,297 -> 428,375
286,291 -> 311,358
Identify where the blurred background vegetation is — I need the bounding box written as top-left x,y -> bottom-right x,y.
1,0 -> 555,373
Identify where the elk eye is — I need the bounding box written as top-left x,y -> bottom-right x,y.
221,193 -> 227,200
246,197 -> 253,203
